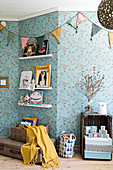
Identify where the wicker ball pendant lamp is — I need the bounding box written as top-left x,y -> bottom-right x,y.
97,0 -> 113,29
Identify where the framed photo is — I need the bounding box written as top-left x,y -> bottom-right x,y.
0,77 -> 9,88
35,64 -> 51,88
19,71 -> 32,88
29,90 -> 43,106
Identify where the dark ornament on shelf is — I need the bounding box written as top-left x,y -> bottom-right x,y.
97,0 -> 113,29
85,105 -> 93,114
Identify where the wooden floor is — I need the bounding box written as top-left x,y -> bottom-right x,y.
0,153 -> 113,170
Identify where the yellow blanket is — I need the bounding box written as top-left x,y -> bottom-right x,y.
21,125 -> 59,169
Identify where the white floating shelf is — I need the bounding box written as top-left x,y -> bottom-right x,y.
18,88 -> 29,90
18,87 -> 52,90
19,54 -> 52,60
18,103 -> 52,108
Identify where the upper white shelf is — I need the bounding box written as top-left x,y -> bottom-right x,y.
19,54 -> 52,60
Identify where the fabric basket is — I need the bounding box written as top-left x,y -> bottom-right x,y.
59,131 -> 76,158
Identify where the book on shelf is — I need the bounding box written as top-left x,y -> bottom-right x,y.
29,91 -> 43,106
35,64 -> 51,89
36,36 -> 48,55
23,43 -> 37,57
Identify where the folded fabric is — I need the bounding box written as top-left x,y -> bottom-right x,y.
21,125 -> 60,169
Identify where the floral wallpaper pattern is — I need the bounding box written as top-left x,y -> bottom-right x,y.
0,21 -> 21,136
57,11 -> 113,144
0,11 -> 113,146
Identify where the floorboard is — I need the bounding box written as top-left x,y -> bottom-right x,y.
0,153 -> 113,170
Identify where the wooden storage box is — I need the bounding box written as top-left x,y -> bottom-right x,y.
0,137 -> 56,164
11,125 -> 49,142
80,112 -> 112,160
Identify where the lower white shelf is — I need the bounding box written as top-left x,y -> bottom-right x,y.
18,103 -> 52,108
18,87 -> 52,90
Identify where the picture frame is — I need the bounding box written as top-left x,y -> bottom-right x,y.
35,64 -> 51,88
19,71 -> 32,88
0,77 -> 9,88
29,90 -> 43,106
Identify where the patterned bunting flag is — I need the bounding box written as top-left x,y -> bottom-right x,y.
91,23 -> 102,40
35,35 -> 44,46
67,16 -> 77,30
51,27 -> 61,44
0,24 -> 4,31
21,37 -> 29,49
76,12 -> 87,33
7,31 -> 15,46
108,32 -> 113,49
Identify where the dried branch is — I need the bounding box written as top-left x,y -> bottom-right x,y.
77,67 -> 105,103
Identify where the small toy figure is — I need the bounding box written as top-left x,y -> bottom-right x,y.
18,96 -> 24,106
28,79 -> 35,91
20,96 -> 24,103
24,94 -> 30,105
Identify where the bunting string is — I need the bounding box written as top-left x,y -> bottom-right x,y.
1,12 -> 113,48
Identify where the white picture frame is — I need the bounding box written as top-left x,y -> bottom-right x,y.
19,71 -> 32,88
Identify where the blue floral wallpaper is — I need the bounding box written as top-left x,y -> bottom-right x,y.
0,21 -> 21,136
0,11 -> 113,146
57,11 -> 113,144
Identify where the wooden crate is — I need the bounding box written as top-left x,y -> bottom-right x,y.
11,125 -> 49,142
80,112 -> 112,160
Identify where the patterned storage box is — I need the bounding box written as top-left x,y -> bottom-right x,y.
59,132 -> 76,158
85,144 -> 112,152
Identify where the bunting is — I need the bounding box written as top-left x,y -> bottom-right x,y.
108,32 -> 113,49
51,27 -> 61,43
67,16 -> 77,30
1,12 -> 113,49
0,24 -> 4,31
76,12 -> 87,33
21,37 -> 29,49
7,31 -> 15,46
90,23 -> 102,40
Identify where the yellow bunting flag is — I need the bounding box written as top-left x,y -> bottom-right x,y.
0,24 -> 4,31
108,32 -> 113,49
51,27 -> 61,43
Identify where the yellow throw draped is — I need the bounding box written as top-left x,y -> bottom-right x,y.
109,32 -> 113,48
21,125 -> 60,169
